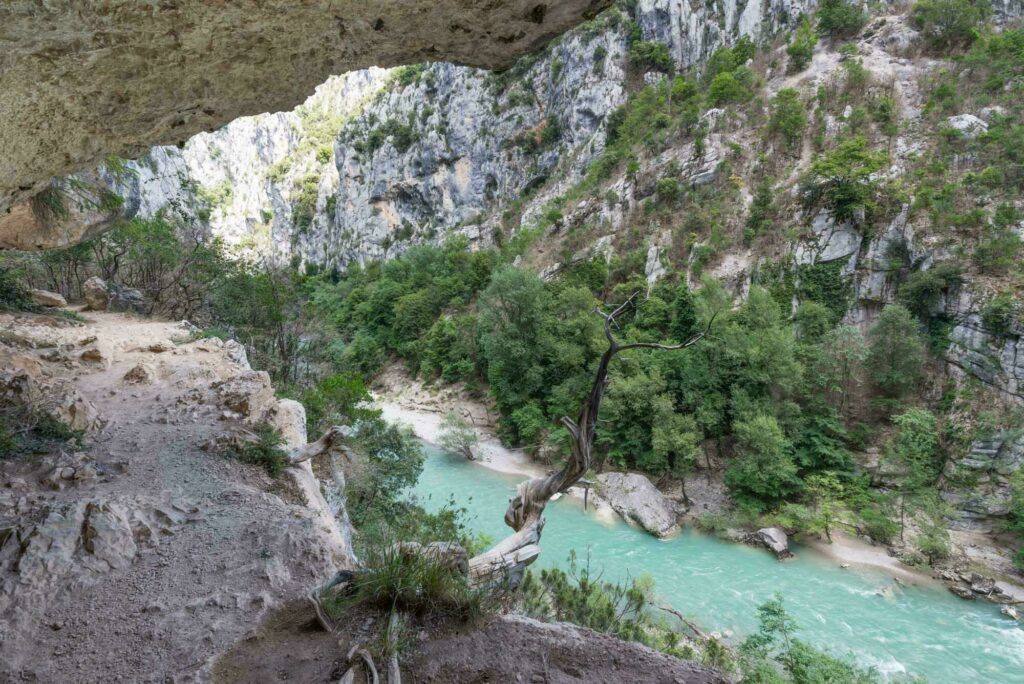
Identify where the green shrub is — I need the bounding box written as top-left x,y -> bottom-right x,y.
707,68 -> 753,106
981,295 -> 1018,337
817,0 -> 867,38
744,182 -> 777,241
910,0 -> 990,51
0,421 -> 18,458
229,424 -> 289,477
520,552 -> 707,660
897,263 -> 962,319
769,88 -> 807,152
325,542 -> 487,623
0,267 -> 32,311
787,17 -> 818,73
800,136 -> 887,222
630,40 -> 674,73
867,304 -> 926,400
725,414 -> 802,509
858,506 -> 900,544
656,177 -> 682,204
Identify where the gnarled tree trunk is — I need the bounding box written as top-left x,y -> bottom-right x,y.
467,293 -> 710,587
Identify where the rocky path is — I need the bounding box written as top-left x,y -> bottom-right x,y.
0,310 -> 348,682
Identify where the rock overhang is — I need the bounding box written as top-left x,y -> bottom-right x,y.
0,0 -> 612,248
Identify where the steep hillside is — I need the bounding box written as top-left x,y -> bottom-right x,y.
7,0 -> 1024,627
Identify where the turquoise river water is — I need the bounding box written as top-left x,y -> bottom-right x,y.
409,444 -> 1023,683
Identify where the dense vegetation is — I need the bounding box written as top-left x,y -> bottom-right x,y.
3,2 -> 1024,679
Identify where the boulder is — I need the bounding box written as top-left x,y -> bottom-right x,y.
947,114 -> 988,138
82,276 -> 109,311
595,472 -> 678,537
1001,606 -> 1021,621
29,289 -> 67,308
950,584 -> 975,600
213,370 -> 275,420
747,527 -> 794,560
107,284 -> 146,314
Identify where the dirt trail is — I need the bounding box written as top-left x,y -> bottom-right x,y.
0,310 -> 348,683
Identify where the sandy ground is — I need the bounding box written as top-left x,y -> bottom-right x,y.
376,396 -> 545,478
804,530 -> 946,587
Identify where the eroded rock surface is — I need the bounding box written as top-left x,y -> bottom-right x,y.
0,0 -> 612,230
0,311 -> 352,682
596,472 -> 679,537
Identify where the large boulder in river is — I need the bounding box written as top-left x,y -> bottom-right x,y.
596,472 -> 679,537
747,527 -> 793,560
29,289 -> 67,308
82,276 -> 109,311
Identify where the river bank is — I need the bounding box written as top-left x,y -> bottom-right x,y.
372,389 -> 956,592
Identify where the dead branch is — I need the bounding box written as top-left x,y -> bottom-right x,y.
288,425 -> 354,464
468,292 -> 711,586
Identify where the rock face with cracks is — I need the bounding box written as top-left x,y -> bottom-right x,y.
0,0 -> 612,244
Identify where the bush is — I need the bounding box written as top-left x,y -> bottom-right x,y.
787,17 -> 818,73
707,68 -> 753,106
858,506 -> 900,544
981,294 -> 1018,337
630,40 -> 674,73
724,414 -> 802,508
910,0 -> 990,51
656,177 -> 682,204
324,541 -> 488,623
0,266 -> 32,311
897,263 -> 962,319
800,136 -> 887,222
817,0 -> 867,38
229,424 -> 289,477
769,88 -> 807,152
520,551 -> 706,660
867,304 -> 926,400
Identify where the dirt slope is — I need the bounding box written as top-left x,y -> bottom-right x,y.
0,310 -> 348,683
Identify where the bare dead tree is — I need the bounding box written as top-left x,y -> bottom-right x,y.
467,292 -> 713,586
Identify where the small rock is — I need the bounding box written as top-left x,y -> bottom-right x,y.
123,363 -> 156,385
59,467 -> 76,480
146,341 -> 175,353
80,347 -> 109,366
950,584 -> 975,600
30,289 -> 67,308
1000,606 -> 1020,621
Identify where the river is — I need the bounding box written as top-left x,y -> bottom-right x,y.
409,443 -> 1024,683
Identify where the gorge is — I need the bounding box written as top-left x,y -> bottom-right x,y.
3,0 -> 1024,682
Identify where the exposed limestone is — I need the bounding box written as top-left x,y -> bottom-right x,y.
0,310 -> 353,682
212,370 -> 276,419
29,289 -> 67,308
0,0 -> 613,247
596,472 -> 679,537
82,276 -> 110,312
747,527 -> 794,560
123,363 -> 157,385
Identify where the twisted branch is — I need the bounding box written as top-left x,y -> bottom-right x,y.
468,291 -> 711,586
